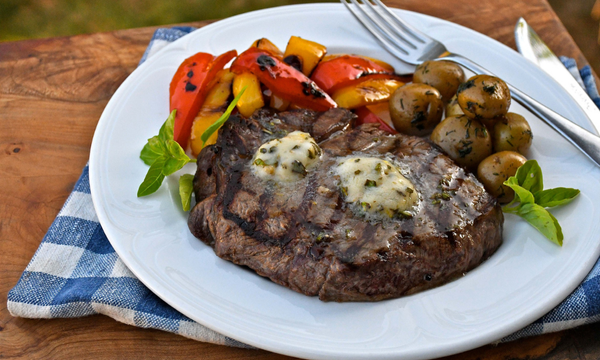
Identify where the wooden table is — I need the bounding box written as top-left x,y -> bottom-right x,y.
1,0 -> 599,358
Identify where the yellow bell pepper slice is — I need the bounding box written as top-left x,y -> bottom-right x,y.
332,78 -> 404,109
283,36 -> 327,76
190,69 -> 235,156
251,38 -> 283,58
233,72 -> 265,118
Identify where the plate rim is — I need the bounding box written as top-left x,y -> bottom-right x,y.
89,3 -> 600,360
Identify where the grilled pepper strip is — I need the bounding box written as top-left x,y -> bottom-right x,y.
190,69 -> 235,156
283,36 -> 327,76
170,50 -> 237,148
354,106 -> 397,134
251,38 -> 284,58
310,54 -> 398,94
233,72 -> 265,118
230,47 -> 337,112
322,53 -> 396,72
332,78 -> 404,109
366,102 -> 396,130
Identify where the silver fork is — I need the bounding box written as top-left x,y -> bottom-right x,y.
342,0 -> 600,168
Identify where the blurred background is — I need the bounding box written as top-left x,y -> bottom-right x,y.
0,0 -> 597,73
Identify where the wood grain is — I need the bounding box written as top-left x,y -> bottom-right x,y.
1,1 -> 598,359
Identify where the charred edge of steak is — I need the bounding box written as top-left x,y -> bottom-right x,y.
189,108 -> 503,302
316,203 -> 503,302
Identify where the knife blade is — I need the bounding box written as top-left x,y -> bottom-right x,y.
514,17 -> 600,135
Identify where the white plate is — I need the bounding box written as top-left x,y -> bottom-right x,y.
89,4 -> 600,360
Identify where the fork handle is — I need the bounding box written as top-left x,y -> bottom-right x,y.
442,52 -> 600,168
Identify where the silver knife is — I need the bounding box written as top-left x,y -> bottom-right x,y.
515,17 -> 600,135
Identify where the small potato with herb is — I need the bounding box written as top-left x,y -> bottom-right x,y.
445,94 -> 464,117
492,112 -> 533,154
430,115 -> 492,169
413,60 -> 466,102
457,75 -> 511,119
389,83 -> 444,136
477,151 -> 527,203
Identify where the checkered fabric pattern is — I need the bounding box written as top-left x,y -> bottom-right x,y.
7,26 -> 600,346
7,166 -> 249,348
560,56 -> 600,108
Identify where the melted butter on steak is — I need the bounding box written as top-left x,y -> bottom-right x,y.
335,156 -> 418,219
252,131 -> 322,181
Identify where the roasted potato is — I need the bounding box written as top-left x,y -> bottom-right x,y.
445,94 -> 464,117
479,117 -> 499,137
389,83 -> 444,136
492,112 -> 533,154
457,75 -> 511,119
430,115 -> 492,169
413,60 -> 465,102
477,151 -> 527,203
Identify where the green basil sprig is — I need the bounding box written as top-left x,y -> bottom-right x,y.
138,88 -> 246,210
137,110 -> 196,198
502,160 -> 579,246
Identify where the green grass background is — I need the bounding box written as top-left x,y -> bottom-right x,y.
0,0 -> 335,42
3,0 -> 597,76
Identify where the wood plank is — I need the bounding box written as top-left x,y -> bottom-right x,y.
1,1 -> 598,359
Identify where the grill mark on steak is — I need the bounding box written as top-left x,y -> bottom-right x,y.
189,108 -> 503,302
222,162 -> 326,247
222,164 -> 264,241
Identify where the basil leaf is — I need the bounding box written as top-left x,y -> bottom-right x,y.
137,156 -> 167,197
534,187 -> 580,208
517,203 -> 563,246
163,158 -> 188,176
501,160 -> 579,247
515,159 -> 543,194
140,110 -> 176,165
159,109 -> 176,143
137,109 -> 199,209
166,139 -> 189,161
140,135 -> 167,165
503,178 -> 535,205
201,86 -> 246,146
162,139 -> 192,175
547,210 -> 563,246
179,174 -> 195,211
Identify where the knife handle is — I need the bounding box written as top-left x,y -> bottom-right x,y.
441,53 -> 600,168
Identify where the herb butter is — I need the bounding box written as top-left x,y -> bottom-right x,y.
252,131 -> 322,182
335,156 -> 418,218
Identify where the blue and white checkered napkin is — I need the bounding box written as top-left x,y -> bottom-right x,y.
7,27 -> 600,345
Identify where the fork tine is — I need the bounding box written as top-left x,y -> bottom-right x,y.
369,0 -> 427,44
342,0 -> 410,57
342,0 -> 414,59
349,0 -> 418,51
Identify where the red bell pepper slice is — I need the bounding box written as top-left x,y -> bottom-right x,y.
170,49 -> 237,148
230,47 -> 336,112
311,55 -> 411,94
354,106 -> 397,134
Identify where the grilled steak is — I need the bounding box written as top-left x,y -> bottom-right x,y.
188,108 -> 503,302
